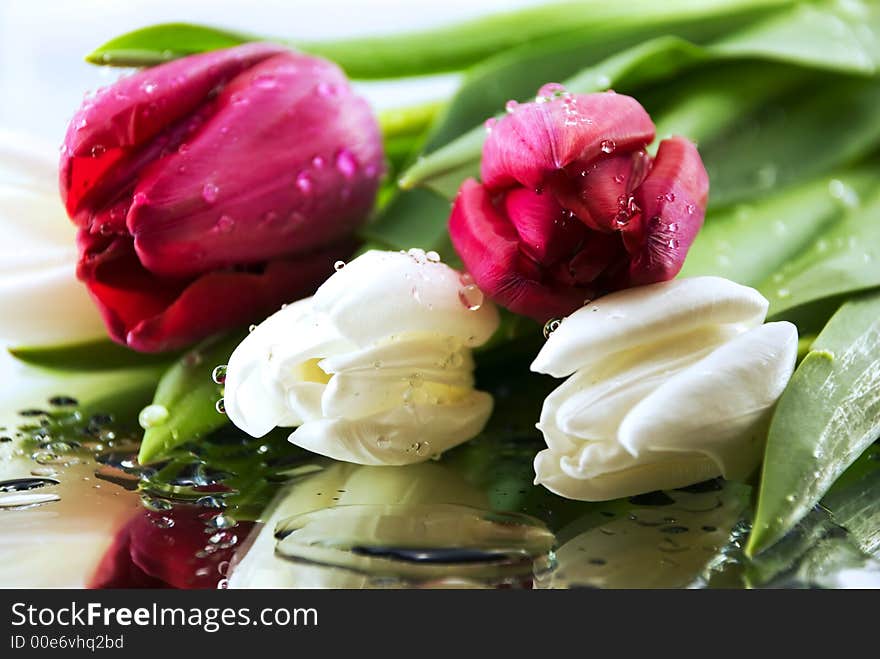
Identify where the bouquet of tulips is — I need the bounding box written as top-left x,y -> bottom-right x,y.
3,0 -> 880,589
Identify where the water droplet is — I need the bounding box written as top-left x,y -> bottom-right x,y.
777,288 -> 791,299
253,74 -> 278,90
376,436 -> 391,449
756,164 -> 777,189
215,215 -> 234,233
333,260 -> 346,271
458,285 -> 484,311
295,171 -> 313,193
138,404 -> 169,429
686,203 -> 696,215
536,82 -> 567,101
151,515 -> 175,529
202,183 -> 219,203
0,491 -> 60,510
425,250 -> 441,263
215,398 -> 226,414
142,82 -> 157,94
48,395 -> 78,407
543,318 -> 562,338
828,178 -> 860,208
600,139 -> 616,154
132,192 -> 148,206
212,365 -> 227,384
141,495 -> 172,511
335,149 -> 358,179
667,239 -> 679,249
208,513 -> 237,530
316,81 -> 339,97
505,99 -> 520,113
613,174 -> 625,184
248,324 -> 257,333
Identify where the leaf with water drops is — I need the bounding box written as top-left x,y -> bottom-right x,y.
758,188 -> 880,318
681,168 -> 877,286
747,290 -> 880,556
137,333 -> 243,465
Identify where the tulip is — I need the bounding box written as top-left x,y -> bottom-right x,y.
60,43 -> 384,352
0,132 -> 105,346
223,249 -> 500,465
449,84 -> 708,322
530,277 -> 798,501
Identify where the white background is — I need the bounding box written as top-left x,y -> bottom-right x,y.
0,0 -> 543,144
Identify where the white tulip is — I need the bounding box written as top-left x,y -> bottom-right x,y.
0,131 -> 104,346
531,276 -> 798,501
224,249 -> 500,465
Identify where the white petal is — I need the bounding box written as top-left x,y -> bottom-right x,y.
618,321 -> 798,479
534,448 -> 721,501
531,277 -> 769,378
312,250 -> 499,348
289,391 -> 494,465
224,299 -> 316,437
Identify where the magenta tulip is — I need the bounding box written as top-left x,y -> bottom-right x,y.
61,43 -> 384,351
449,85 -> 709,322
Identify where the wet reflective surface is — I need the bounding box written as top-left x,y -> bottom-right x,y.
1,385 -> 880,589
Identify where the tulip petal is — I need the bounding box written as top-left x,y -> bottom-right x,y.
481,91 -> 655,191
60,43 -> 286,222
550,153 -> 638,232
129,51 -> 383,278
624,136 -> 709,286
288,391 -> 493,466
78,229 -> 353,352
619,321 -> 798,479
449,179 -> 587,321
534,448 -> 720,502
531,277 -> 769,378
502,187 -> 584,265
312,249 -> 500,348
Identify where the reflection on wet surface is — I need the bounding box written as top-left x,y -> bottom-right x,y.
2,390 -> 880,588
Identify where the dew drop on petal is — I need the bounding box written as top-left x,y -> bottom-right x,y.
458,285 -> 484,311
505,99 -> 520,113
543,318 -> 562,339
425,250 -> 441,263
215,215 -> 234,233
600,139 -> 616,154
335,149 -> 358,179
215,398 -> 226,414
202,183 -> 219,203
333,260 -> 346,271
295,172 -> 312,193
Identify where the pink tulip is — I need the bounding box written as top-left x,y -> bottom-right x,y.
61,43 -> 384,351
449,85 -> 708,322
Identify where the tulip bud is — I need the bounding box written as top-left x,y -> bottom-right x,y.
530,277 -> 798,501
60,43 -> 384,352
223,249 -> 500,465
450,85 -> 708,322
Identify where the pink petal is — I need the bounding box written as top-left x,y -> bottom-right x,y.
77,229 -> 353,352
623,137 -> 709,285
129,51 -> 383,278
449,179 -> 586,322
502,187 -> 585,265
481,91 -> 655,192
61,43 -> 286,224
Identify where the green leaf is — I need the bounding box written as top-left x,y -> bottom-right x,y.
680,168 -> 878,287
137,333 -> 242,465
746,291 -> 880,556
86,23 -> 255,66
8,338 -> 178,372
87,0 -> 793,76
759,187 -> 880,318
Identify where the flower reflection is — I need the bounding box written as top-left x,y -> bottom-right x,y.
228,462 -> 554,588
